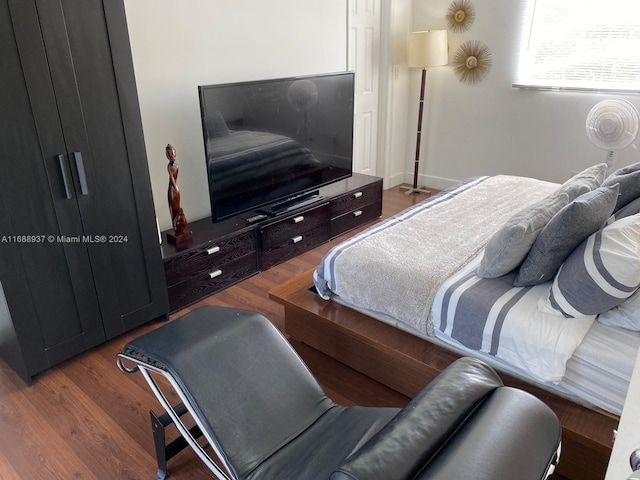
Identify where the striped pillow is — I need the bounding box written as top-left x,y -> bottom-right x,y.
538,213 -> 640,318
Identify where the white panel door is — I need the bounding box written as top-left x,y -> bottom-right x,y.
348,0 -> 381,176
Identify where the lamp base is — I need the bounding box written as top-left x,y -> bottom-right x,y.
400,185 -> 432,196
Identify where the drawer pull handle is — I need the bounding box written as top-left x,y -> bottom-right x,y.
292,235 -> 303,244
353,191 -> 363,198
353,210 -> 363,217
206,246 -> 220,255
293,215 -> 305,224
209,269 -> 222,279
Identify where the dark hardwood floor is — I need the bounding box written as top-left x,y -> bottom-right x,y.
0,186 -> 569,479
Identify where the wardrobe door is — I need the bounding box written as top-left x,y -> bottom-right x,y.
0,0 -> 106,380
35,0 -> 168,337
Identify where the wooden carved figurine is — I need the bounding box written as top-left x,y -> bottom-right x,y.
166,144 -> 192,245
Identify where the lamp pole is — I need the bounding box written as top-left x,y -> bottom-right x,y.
400,30 -> 448,196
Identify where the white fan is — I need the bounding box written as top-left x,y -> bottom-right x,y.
586,98 -> 639,169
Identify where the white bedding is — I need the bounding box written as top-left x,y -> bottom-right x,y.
559,321 -> 640,415
432,254 -> 594,383
333,293 -> 638,415
433,317 -> 639,416
433,253 -> 640,414
315,175 -> 559,335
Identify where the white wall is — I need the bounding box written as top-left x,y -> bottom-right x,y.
123,0 -> 347,230
407,0 -> 640,191
124,0 -> 640,227
379,0 -> 412,188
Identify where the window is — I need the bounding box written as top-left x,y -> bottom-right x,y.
515,0 -> 640,92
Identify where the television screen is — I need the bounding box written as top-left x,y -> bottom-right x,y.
199,72 -> 354,222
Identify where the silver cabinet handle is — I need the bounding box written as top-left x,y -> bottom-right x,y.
206,246 -> 220,255
353,191 -> 363,198
293,215 -> 304,224
73,151 -> 89,195
209,269 -> 222,279
57,154 -> 72,199
353,210 -> 363,217
292,235 -> 303,244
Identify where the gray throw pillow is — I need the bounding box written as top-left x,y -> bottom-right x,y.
614,195 -> 640,220
554,163 -> 607,201
602,161 -> 640,211
477,192 -> 570,278
513,184 -> 619,286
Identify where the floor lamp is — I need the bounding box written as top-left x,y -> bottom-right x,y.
401,30 -> 448,195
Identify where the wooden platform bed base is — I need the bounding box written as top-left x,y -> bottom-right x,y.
269,269 -> 618,480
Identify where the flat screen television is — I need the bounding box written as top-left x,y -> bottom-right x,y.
198,72 -> 354,222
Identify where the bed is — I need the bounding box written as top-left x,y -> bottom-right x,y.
270,164 -> 640,480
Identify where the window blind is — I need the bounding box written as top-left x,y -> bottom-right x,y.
515,0 -> 640,92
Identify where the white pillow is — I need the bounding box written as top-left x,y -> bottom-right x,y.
539,213 -> 640,318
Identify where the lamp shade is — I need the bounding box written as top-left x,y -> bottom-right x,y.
408,30 -> 448,68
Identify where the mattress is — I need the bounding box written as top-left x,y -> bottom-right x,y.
559,321 -> 640,415
333,293 -> 639,415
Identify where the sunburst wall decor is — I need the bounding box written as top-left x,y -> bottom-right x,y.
452,40 -> 492,84
446,0 -> 476,33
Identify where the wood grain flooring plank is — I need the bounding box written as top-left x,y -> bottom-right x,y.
0,368 -> 98,479
0,450 -> 21,480
58,347 -> 160,452
21,367 -> 152,479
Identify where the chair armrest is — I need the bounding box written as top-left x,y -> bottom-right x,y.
413,387 -> 561,480
330,357 -> 503,480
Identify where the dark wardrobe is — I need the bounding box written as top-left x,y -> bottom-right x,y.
0,0 -> 169,383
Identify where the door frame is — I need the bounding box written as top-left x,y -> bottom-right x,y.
346,0 -> 392,183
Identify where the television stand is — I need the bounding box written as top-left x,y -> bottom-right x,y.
258,191 -> 322,216
160,173 -> 383,312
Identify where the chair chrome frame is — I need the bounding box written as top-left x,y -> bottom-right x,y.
117,353 -> 234,480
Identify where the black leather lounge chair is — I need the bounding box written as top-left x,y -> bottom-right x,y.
117,305 -> 561,480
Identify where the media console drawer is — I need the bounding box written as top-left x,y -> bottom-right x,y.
167,253 -> 258,312
164,229 -> 257,286
329,180 -> 383,218
260,203 -> 330,248
260,203 -> 330,269
162,222 -> 259,312
330,199 -> 382,238
328,178 -> 383,238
